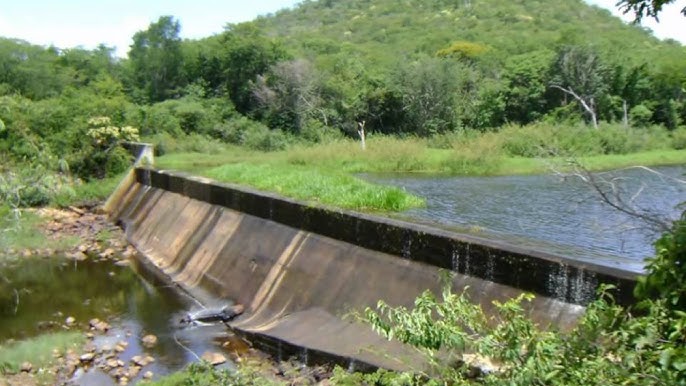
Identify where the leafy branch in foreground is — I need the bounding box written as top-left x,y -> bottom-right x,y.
346,237 -> 686,386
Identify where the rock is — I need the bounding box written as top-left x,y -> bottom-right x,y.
130,355 -> 145,367
65,316 -> 76,326
20,361 -> 32,373
118,376 -> 129,385
122,246 -> 137,258
114,260 -> 130,267
79,353 -> 95,362
69,251 -> 88,261
88,318 -> 110,332
201,351 -> 227,366
142,371 -> 154,380
83,343 -> 97,353
21,249 -> 32,258
106,358 -> 123,369
85,332 -> 95,339
143,356 -> 155,365
78,245 -> 89,253
99,248 -> 115,259
128,365 -> 141,378
141,334 -> 158,347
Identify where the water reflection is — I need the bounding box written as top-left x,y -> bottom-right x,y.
364,165 -> 686,272
0,257 -> 240,382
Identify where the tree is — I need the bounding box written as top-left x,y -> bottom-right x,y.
215,23 -> 289,114
391,57 -> 461,136
128,16 -> 184,103
502,50 -> 555,125
252,59 -> 326,133
618,0 -> 686,21
550,46 -> 608,129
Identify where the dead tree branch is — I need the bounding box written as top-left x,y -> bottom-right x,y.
550,159 -> 684,234
550,85 -> 598,129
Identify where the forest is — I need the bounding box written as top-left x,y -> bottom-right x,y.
0,0 -> 685,206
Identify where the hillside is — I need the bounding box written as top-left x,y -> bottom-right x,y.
253,0 -> 683,70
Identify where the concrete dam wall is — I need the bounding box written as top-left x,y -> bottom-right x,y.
107,167 -> 639,370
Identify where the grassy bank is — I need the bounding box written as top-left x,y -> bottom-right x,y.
0,332 -> 84,374
205,163 -> 425,211
153,128 -> 685,212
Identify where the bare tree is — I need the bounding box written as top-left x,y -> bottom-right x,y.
357,120 -> 366,150
550,85 -> 598,129
252,59 -> 328,132
550,46 -> 607,130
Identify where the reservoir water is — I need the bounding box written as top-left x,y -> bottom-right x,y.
365,165 -> 686,272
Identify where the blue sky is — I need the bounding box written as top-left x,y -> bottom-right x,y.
0,0 -> 683,57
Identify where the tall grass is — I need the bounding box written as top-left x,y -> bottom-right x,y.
153,123 -> 686,212
204,163 -> 425,212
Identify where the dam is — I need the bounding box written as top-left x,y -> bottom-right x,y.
105,158 -> 639,371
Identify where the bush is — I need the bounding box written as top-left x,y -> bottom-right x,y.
0,169 -> 75,207
299,119 -> 343,144
671,126 -> 686,150
147,132 -> 228,156
213,117 -> 290,151
630,104 -> 654,128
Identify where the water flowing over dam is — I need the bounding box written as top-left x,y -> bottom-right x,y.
105,165 -> 639,371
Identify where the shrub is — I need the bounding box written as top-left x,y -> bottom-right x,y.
213,117 -> 291,151
68,117 -> 138,180
671,126 -> 686,150
630,104 -> 654,128
444,132 -> 503,174
0,169 -> 75,207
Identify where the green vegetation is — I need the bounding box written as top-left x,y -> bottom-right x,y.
0,332 -> 84,374
205,162 -> 424,211
0,205 -> 82,254
332,213 -> 686,385
0,1 -> 684,383
0,0 -> 685,208
145,361 -> 281,386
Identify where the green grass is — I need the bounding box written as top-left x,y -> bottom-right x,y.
204,163 -> 425,212
154,136 -> 685,213
0,207 -> 50,254
0,205 -> 81,255
492,150 -> 686,176
51,173 -> 125,208
0,331 -> 84,374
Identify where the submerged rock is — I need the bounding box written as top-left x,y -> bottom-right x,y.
201,351 -> 227,366
141,334 -> 158,347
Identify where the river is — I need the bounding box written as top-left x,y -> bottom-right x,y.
364,165 -> 686,272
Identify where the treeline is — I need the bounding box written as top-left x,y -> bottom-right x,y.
0,0 -> 685,183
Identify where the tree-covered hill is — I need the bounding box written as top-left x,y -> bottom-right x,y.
1,0 -> 685,193
253,0 -> 683,70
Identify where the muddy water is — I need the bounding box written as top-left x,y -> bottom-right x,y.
0,256 -> 248,384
